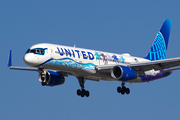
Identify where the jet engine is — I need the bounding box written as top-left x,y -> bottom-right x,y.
111,65 -> 137,81
38,70 -> 65,86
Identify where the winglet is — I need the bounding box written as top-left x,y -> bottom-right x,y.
7,50 -> 12,67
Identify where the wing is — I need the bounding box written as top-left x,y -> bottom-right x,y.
8,50 -> 70,77
96,57 -> 180,76
7,50 -> 39,71
9,66 -> 39,71
130,57 -> 180,73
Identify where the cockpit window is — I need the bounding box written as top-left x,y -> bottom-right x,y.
26,48 -> 47,55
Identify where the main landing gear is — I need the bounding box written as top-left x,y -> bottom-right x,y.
76,77 -> 90,97
76,77 -> 130,97
117,82 -> 130,95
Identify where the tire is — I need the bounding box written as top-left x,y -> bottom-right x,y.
117,86 -> 121,93
82,89 -> 85,94
85,91 -> 90,97
41,82 -> 46,86
121,87 -> 126,95
126,88 -> 130,94
81,94 -> 84,97
77,89 -> 81,96
80,89 -> 86,97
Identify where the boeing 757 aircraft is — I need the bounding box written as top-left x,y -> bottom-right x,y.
8,19 -> 180,97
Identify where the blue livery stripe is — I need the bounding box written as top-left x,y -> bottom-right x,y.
35,58 -> 96,70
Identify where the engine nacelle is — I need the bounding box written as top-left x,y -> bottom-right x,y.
38,70 -> 65,86
111,65 -> 137,81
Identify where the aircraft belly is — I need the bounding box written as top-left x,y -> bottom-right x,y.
126,78 -> 143,83
41,63 -> 116,81
39,58 -> 172,83
41,64 -> 143,82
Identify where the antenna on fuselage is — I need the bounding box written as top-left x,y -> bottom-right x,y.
74,45 -> 76,48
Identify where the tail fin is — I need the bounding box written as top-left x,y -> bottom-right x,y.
145,19 -> 172,61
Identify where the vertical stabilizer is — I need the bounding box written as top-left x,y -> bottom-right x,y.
145,19 -> 172,60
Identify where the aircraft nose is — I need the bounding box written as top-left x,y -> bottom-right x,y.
24,53 -> 35,66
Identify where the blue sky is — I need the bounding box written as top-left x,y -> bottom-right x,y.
1,0 -> 180,120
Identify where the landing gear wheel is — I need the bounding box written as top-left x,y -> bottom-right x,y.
117,82 -> 130,95
81,93 -> 85,97
77,89 -> 81,96
82,89 -> 86,94
121,87 -> 126,95
81,89 -> 85,97
85,91 -> 90,97
126,88 -> 130,94
117,86 -> 121,93
41,82 -> 47,86
76,89 -> 90,97
76,77 -> 90,97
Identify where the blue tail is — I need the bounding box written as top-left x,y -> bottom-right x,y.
145,19 -> 172,61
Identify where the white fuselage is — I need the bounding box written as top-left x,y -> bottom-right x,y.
24,43 -> 166,83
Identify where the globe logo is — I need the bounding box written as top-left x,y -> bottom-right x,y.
146,32 -> 166,60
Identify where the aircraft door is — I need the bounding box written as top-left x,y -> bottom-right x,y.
46,45 -> 54,59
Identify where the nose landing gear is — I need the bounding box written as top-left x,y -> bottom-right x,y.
117,82 -> 130,95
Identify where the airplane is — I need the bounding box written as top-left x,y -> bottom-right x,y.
8,18 -> 180,97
